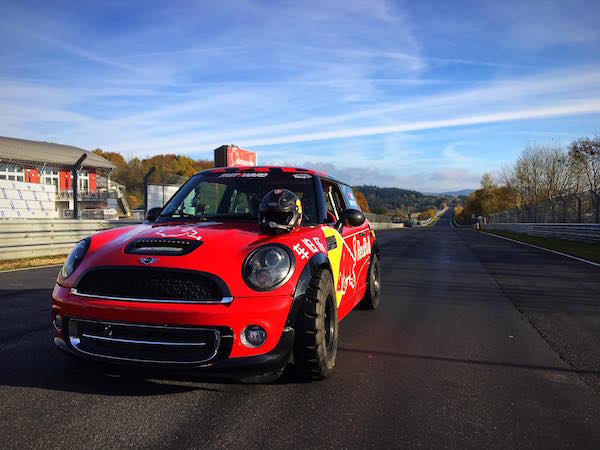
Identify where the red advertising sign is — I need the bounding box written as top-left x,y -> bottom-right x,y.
214,145 -> 257,168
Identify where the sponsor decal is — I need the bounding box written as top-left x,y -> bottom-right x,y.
313,236 -> 327,253
154,225 -> 203,241
354,234 -> 371,261
292,236 -> 328,260
292,243 -> 310,260
219,172 -> 268,178
337,234 -> 371,297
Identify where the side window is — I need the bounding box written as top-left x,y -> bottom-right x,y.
321,179 -> 346,223
339,184 -> 360,211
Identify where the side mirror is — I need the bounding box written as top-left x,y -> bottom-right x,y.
146,207 -> 162,222
337,208 -> 366,231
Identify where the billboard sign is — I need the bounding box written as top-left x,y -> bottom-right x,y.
214,145 -> 257,168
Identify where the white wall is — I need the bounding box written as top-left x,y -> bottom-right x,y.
147,184 -> 180,210
0,179 -> 57,219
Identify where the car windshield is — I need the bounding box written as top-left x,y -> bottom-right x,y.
158,171 -> 319,225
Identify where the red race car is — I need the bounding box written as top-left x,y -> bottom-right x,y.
51,166 -> 381,382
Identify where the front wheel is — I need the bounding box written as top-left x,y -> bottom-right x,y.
293,270 -> 338,380
360,254 -> 381,310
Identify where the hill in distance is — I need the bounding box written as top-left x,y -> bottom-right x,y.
424,189 -> 474,197
353,185 -> 449,214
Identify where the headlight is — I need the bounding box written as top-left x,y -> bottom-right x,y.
243,245 -> 294,291
60,238 -> 90,280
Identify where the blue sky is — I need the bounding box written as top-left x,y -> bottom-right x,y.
1,0 -> 599,192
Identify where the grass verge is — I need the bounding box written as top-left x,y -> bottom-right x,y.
483,229 -> 600,264
0,255 -> 67,272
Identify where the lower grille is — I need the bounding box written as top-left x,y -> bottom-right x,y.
75,268 -> 230,303
67,318 -> 225,364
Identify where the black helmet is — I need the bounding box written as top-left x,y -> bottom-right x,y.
259,189 -> 302,234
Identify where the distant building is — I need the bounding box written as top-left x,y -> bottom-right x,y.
0,136 -> 129,218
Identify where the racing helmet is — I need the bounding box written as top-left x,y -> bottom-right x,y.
259,189 -> 303,234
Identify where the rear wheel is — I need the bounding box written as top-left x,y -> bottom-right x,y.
293,270 -> 338,380
360,254 -> 381,310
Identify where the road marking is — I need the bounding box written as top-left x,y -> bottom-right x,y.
0,264 -> 63,274
482,231 -> 600,268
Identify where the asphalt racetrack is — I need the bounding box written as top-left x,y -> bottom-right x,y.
2,210 -> 600,449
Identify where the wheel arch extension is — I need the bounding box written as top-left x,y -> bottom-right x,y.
371,236 -> 380,257
285,253 -> 332,327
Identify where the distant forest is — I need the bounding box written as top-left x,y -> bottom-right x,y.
353,185 -> 450,216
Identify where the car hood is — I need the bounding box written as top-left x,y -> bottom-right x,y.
62,220 -> 303,297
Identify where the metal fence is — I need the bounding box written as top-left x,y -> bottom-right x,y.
484,223 -> 600,243
488,190 -> 599,224
0,219 -> 138,261
0,215 -> 408,262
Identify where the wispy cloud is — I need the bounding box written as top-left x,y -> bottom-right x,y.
0,0 -> 599,192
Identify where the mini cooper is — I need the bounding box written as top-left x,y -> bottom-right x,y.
52,166 -> 381,382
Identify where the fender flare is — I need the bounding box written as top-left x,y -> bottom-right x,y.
285,252 -> 332,327
371,234 -> 380,258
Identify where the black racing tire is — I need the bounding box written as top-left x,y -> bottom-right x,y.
360,254 -> 381,310
293,269 -> 338,380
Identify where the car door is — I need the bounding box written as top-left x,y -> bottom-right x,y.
337,183 -> 371,302
320,179 -> 370,313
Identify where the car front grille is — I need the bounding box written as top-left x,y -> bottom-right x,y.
67,318 -> 232,365
74,268 -> 231,303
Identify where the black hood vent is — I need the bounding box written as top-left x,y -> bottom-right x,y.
124,238 -> 202,256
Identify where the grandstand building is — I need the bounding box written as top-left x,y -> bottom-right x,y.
0,136 -> 129,218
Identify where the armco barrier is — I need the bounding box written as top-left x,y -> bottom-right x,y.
0,219 -> 138,261
483,223 -> 600,244
0,218 -> 405,262
371,222 -> 405,230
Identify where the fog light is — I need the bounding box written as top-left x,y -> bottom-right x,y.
53,313 -> 62,332
241,325 -> 267,348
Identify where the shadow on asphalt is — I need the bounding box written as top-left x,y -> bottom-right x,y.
337,346 -> 600,375
0,345 -> 314,395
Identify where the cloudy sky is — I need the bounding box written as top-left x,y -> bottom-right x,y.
1,0 -> 599,192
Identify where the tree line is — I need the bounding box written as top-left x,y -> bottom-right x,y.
94,150 -> 213,209
353,185 -> 449,218
457,135 -> 600,224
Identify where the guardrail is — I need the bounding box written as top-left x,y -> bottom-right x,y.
417,207 -> 448,227
0,219 -> 137,261
483,223 -> 600,243
0,217 -> 404,262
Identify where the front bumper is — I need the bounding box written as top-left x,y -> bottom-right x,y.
52,284 -> 294,372
54,323 -> 294,379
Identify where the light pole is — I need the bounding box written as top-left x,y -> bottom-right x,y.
144,167 -> 156,216
71,154 -> 87,219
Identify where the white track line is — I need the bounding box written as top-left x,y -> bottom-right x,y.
482,231 -> 600,268
0,264 -> 63,274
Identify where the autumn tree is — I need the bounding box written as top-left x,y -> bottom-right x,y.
353,190 -> 370,212
93,149 -> 127,167
92,149 -> 213,209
